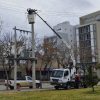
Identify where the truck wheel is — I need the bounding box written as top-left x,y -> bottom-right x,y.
67,85 -> 71,89
29,86 -> 33,89
36,83 -> 40,88
64,85 -> 70,90
10,86 -> 14,90
54,86 -> 59,90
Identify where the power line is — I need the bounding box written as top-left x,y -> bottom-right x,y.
0,6 -> 26,14
41,10 -> 85,16
0,7 -> 81,19
0,1 -> 26,11
0,0 -> 88,15
0,1 -> 87,17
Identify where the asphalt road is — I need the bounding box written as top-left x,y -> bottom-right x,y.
0,82 -> 54,91
0,85 -> 6,91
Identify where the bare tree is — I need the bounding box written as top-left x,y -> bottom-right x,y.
0,32 -> 29,77
35,36 -> 71,80
0,33 -> 14,79
35,36 -> 57,80
56,41 -> 70,68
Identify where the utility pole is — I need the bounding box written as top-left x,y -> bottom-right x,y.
27,8 -> 36,88
31,22 -> 36,89
13,27 -> 32,90
14,26 -> 17,90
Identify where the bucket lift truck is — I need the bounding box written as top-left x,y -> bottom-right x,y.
27,9 -> 78,89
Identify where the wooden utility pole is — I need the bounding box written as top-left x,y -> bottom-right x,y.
14,26 -> 17,90
27,8 -> 36,88
13,27 -> 32,90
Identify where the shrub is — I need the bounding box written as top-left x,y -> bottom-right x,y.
95,63 -> 100,69
85,66 -> 99,87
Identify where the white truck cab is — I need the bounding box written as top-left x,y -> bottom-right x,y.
50,68 -> 76,89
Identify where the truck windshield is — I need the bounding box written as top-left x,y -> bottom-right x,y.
51,70 -> 63,78
27,76 -> 32,80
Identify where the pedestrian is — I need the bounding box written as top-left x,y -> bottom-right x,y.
75,74 -> 80,89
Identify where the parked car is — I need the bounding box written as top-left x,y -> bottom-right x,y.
5,76 -> 41,90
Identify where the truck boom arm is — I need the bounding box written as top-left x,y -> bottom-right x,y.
27,9 -> 76,66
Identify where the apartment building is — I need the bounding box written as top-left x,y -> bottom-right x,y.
76,11 -> 100,65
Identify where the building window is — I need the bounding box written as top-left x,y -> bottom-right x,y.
79,34 -> 84,41
79,28 -> 82,33
86,25 -> 90,33
93,24 -> 96,31
86,40 -> 91,47
85,34 -> 90,40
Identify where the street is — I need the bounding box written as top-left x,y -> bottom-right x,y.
0,82 -> 54,91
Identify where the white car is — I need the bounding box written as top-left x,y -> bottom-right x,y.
5,76 -> 41,90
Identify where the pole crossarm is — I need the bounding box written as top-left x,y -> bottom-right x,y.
13,26 -> 32,90
13,27 -> 32,33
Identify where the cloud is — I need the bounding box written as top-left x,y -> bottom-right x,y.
0,0 -> 96,37
69,0 -> 93,10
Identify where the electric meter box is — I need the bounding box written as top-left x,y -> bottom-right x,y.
27,14 -> 35,24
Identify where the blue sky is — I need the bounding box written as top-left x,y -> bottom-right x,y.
0,0 -> 100,37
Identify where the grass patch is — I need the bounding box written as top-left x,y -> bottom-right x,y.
0,86 -> 100,100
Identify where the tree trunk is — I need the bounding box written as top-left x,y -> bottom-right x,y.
2,59 -> 9,90
40,60 -> 43,88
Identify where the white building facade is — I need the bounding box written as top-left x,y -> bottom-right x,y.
53,21 -> 76,48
